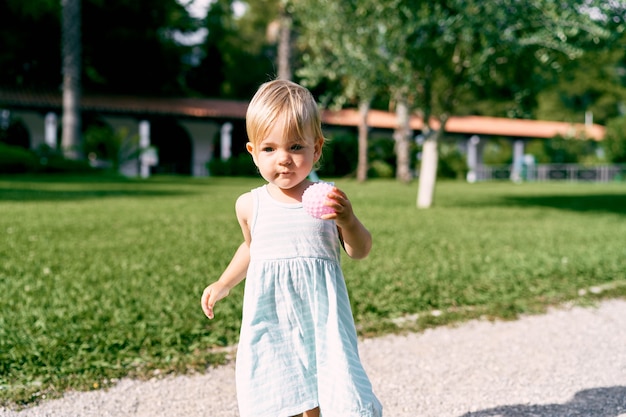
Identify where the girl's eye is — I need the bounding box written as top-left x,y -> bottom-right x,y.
262,147 -> 274,153
291,144 -> 304,151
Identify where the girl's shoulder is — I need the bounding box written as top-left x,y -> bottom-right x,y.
235,191 -> 253,210
235,191 -> 254,223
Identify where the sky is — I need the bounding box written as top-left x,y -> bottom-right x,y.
175,0 -> 247,45
181,0 -> 247,19
182,0 -> 212,18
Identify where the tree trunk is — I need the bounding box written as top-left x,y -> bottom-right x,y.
416,134 -> 438,208
61,0 -> 82,159
394,98 -> 412,183
417,113 -> 449,208
356,99 -> 370,182
277,2 -> 292,81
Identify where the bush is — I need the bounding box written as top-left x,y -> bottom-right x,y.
603,116 -> 626,163
482,138 -> 513,164
526,136 -> 602,164
207,153 -> 257,176
437,142 -> 468,179
0,143 -> 96,174
38,154 -> 95,173
368,160 -> 394,178
318,133 -> 359,177
0,143 -> 38,173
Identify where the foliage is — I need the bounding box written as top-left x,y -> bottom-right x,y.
535,33 -> 626,125
294,0 -> 389,107
317,133 -> 359,177
207,153 -> 258,176
186,0 -> 279,99
367,160 -> 394,179
0,0 -> 197,95
0,0 -> 61,90
482,138 -> 513,165
0,143 -> 39,173
524,137 -> 603,164
435,142 -> 468,179
83,125 -> 142,170
603,116 -> 626,163
0,143 -> 96,174
317,133 -> 410,178
1,177 -> 625,406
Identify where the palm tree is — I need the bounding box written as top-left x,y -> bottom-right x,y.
61,0 -> 82,159
276,0 -> 292,80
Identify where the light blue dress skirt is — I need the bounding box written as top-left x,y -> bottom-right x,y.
235,185 -> 382,417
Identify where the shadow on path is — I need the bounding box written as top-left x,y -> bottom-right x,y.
459,386 -> 626,417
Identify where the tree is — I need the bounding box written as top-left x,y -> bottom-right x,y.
390,0 -> 613,208
61,0 -> 82,159
1,0 -> 197,97
276,0 -> 292,80
603,116 -> 626,163
81,0 -> 194,96
188,0 -> 279,99
535,31 -> 626,126
294,0 -> 391,182
0,0 -> 61,90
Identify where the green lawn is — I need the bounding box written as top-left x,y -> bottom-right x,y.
1,175 -> 625,406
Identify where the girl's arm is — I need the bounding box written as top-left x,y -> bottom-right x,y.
321,187 -> 372,260
201,193 -> 253,319
201,241 -> 249,319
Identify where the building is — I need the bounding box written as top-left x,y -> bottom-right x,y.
0,89 -> 605,179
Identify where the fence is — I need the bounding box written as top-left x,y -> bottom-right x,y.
474,164 -> 626,183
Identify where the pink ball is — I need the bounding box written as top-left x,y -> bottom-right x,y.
302,182 -> 335,219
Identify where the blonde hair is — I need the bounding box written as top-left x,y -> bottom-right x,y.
246,79 -> 325,151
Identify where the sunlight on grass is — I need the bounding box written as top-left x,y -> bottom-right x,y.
1,175 -> 625,406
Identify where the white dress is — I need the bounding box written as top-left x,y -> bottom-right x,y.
235,185 -> 382,417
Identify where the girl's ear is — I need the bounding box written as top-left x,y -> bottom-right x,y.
246,142 -> 258,165
313,138 -> 324,162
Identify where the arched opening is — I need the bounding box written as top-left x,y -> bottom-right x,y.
150,118 -> 193,175
0,115 -> 30,149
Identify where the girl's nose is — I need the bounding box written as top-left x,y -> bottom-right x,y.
278,150 -> 292,165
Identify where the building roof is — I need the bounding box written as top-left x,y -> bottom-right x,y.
0,89 -> 605,140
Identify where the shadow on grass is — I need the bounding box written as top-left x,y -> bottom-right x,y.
458,386 -> 626,417
503,194 -> 626,216
0,188 -> 194,201
0,174 -> 205,202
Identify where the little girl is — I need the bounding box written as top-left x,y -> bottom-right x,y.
201,79 -> 382,417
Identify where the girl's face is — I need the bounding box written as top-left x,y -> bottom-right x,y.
247,114 -> 322,196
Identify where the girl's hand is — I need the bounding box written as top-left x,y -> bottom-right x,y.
201,281 -> 230,319
321,186 -> 372,259
320,187 -> 355,226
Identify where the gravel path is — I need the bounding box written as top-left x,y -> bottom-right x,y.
3,299 -> 626,417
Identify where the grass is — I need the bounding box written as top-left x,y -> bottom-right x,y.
1,174 -> 625,407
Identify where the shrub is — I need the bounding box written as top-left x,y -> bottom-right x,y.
0,143 -> 38,173
437,142 -> 468,179
603,116 -> 626,163
38,154 -> 95,173
318,133 -> 359,177
207,153 -> 257,176
368,160 -> 394,178
83,125 -> 141,170
0,143 -> 96,174
483,138 -> 513,164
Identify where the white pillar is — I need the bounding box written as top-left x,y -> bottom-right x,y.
466,135 -> 480,183
139,120 -> 152,178
510,139 -> 525,183
45,113 -> 58,149
1,109 -> 10,130
220,122 -> 232,160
